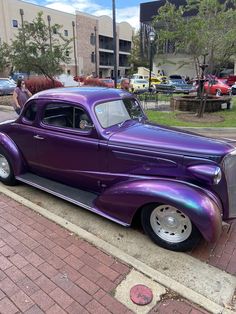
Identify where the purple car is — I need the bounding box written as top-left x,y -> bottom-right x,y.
0,87 -> 235,251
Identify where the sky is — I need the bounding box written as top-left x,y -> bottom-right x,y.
23,0 -> 155,29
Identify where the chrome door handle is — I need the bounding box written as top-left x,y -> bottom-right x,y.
33,135 -> 44,140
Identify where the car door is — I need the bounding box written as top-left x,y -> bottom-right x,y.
33,101 -> 103,191
7,100 -> 39,171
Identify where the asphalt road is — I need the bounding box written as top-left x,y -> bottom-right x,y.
1,105 -> 236,308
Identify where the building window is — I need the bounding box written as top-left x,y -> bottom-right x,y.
12,20 -> 18,28
66,50 -> 69,56
64,30 -> 68,36
119,40 -> 131,53
99,35 -> 113,50
119,54 -> 129,67
99,52 -> 114,66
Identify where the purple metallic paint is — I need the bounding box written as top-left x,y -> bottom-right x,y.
0,132 -> 25,175
0,87 -> 235,246
187,164 -> 221,184
95,178 -> 222,242
108,122 -> 233,157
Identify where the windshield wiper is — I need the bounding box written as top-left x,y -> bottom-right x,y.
118,119 -> 131,127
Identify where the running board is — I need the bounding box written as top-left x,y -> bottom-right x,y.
15,173 -> 129,226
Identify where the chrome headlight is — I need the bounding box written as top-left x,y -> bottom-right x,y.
188,164 -> 222,185
213,167 -> 222,184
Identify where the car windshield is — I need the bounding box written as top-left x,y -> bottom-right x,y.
95,98 -> 144,128
135,80 -> 147,83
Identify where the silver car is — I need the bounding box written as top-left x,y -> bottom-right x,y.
0,78 -> 16,96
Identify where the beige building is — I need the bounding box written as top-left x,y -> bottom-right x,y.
0,0 -> 77,75
0,0 -> 133,78
75,11 -> 133,78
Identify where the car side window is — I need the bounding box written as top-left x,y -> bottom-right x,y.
42,103 -> 93,131
23,102 -> 37,122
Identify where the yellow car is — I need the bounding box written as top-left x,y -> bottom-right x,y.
151,76 -> 167,85
130,79 -> 149,92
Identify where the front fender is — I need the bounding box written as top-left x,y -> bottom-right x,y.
0,132 -> 25,176
96,179 -> 222,242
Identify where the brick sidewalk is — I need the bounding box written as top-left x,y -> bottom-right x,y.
190,221 -> 236,275
0,192 -> 209,313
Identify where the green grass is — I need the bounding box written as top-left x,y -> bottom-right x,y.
146,97 -> 236,127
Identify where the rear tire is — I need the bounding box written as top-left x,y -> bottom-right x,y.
0,148 -> 16,186
141,203 -> 201,252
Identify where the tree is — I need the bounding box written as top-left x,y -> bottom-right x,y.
10,12 -> 72,80
152,0 -> 236,75
0,42 -> 10,73
152,0 -> 236,118
128,31 -> 149,74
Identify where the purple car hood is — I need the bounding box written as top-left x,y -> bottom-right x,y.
108,122 -> 233,157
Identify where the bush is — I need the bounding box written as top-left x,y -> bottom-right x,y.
83,78 -> 107,87
25,77 -> 63,94
74,76 -> 107,87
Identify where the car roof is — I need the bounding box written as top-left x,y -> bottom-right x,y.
30,87 -> 131,107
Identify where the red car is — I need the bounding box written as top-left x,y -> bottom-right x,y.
204,79 -> 231,96
99,78 -> 114,88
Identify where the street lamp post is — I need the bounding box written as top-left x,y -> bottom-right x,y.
72,21 -> 78,77
112,0 -> 117,88
148,31 -> 155,92
47,15 -> 52,52
19,9 -> 25,47
19,9 -> 24,27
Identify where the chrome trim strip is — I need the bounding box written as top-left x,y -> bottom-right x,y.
16,175 -> 130,227
222,149 -> 236,218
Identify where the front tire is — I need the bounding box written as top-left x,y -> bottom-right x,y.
141,203 -> 201,251
0,148 -> 16,186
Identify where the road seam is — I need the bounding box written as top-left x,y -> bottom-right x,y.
0,185 -> 234,314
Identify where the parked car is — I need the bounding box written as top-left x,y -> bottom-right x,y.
130,79 -> 149,93
11,72 -> 28,82
218,75 -> 236,87
154,82 -> 176,94
168,78 -> 195,94
204,79 -> 231,96
0,87 -> 235,252
0,78 -> 16,95
99,78 -> 114,88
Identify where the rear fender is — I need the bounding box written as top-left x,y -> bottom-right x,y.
96,179 -> 222,242
0,133 -> 25,176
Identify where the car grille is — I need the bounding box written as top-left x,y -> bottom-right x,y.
223,150 -> 236,218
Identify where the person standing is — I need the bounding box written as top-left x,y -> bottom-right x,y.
13,79 -> 32,114
120,78 -> 131,91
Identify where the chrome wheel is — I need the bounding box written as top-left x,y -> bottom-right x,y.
150,204 -> 192,243
0,154 -> 11,179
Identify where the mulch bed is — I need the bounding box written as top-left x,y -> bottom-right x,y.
176,112 -> 225,123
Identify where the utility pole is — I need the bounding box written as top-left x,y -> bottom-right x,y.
112,0 -> 117,88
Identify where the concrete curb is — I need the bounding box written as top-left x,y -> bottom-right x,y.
0,185 -> 234,314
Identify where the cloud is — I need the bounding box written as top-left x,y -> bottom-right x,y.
44,0 -> 140,29
45,0 -> 101,13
